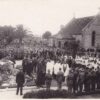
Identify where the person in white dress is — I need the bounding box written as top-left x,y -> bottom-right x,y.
46,60 -> 54,75
64,62 -> 70,83
54,60 -> 63,75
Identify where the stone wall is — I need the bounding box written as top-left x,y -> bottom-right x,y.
82,24 -> 100,50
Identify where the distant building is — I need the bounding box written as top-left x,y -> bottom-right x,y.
51,10 -> 100,50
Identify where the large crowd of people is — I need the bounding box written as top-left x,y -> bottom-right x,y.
15,48 -> 100,95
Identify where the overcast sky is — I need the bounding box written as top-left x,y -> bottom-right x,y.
0,0 -> 100,36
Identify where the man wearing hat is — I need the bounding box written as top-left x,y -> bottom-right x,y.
22,56 -> 28,74
96,66 -> 100,89
16,67 -> 25,95
45,69 -> 52,91
78,67 -> 85,93
67,69 -> 74,93
56,68 -> 64,90
91,67 -> 96,91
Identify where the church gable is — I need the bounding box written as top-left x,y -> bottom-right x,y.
57,16 -> 93,39
52,11 -> 100,49
82,12 -> 100,49
83,11 -> 100,32
92,12 -> 100,26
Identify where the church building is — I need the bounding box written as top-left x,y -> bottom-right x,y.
51,10 -> 100,50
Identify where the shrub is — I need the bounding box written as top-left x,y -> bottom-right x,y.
23,89 -> 75,99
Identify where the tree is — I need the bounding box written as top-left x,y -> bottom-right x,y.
42,31 -> 52,39
15,25 -> 28,43
0,26 -> 16,45
0,25 -> 31,49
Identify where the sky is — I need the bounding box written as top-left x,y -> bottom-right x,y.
0,0 -> 100,36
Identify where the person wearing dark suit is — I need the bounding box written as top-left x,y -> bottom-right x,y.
45,70 -> 52,90
16,68 -> 25,95
32,57 -> 38,73
56,68 -> 64,90
22,56 -> 28,74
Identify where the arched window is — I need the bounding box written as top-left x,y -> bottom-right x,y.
91,31 -> 96,46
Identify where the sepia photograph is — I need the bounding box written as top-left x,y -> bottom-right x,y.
0,0 -> 100,99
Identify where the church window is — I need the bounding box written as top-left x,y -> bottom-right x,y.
91,31 -> 96,46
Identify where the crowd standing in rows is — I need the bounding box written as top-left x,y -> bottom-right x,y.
15,49 -> 100,95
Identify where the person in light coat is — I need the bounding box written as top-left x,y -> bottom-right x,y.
54,60 -> 63,75
46,60 -> 54,75
64,63 -> 70,83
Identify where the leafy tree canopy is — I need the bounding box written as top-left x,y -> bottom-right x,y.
42,31 -> 52,39
0,25 -> 30,45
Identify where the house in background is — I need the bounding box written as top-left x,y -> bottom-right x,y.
48,32 -> 75,48
51,10 -> 100,50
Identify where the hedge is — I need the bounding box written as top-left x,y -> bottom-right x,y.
23,89 -> 75,99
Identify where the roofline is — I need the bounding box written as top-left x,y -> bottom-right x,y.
75,15 -> 94,19
82,16 -> 95,31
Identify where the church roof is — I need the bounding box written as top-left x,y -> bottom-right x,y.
57,16 -> 94,38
